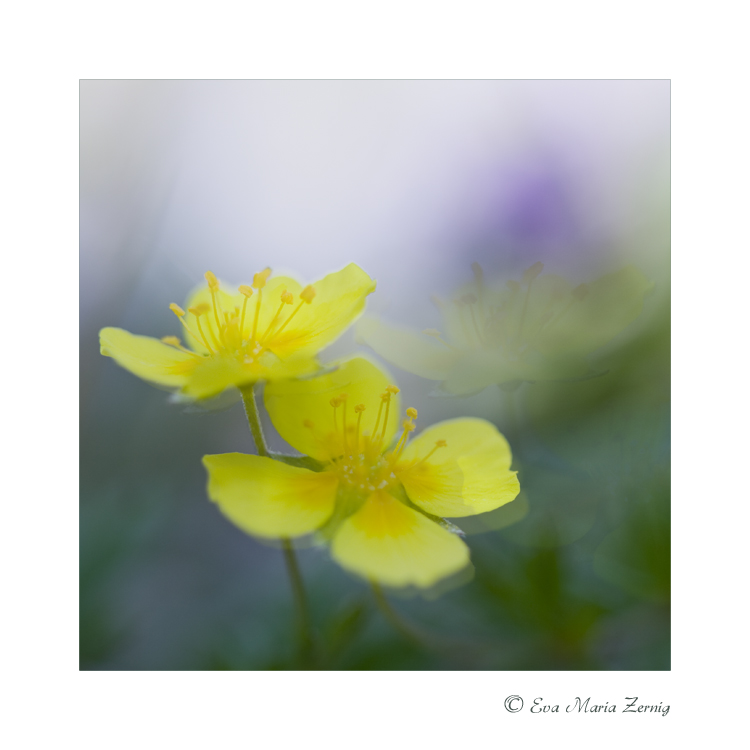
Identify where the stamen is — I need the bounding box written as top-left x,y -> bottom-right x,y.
161,336 -> 199,356
194,316 -> 215,352
370,393 -> 387,441
253,268 -> 272,289
239,285 -> 253,338
407,439 -> 448,470
468,303 -> 485,345
271,298 -> 305,340
379,387 -> 398,446
260,290 -> 294,343
338,393 -> 350,456
522,261 -> 544,284
206,275 -> 225,344
188,303 -> 211,316
422,329 -> 454,349
354,404 -> 366,454
171,304 -> 206,350
330,397 -> 341,433
406,407 -> 418,419
189,304 -> 218,352
204,270 -> 220,290
300,285 -> 316,304
390,418 -> 415,462
252,288 -> 263,342
572,283 -> 589,301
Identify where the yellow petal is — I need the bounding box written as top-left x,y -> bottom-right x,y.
265,263 -> 376,359
532,266 -> 652,357
396,418 -> 519,518
180,350 -> 319,400
331,489 -> 470,588
264,356 -> 401,461
203,453 -> 338,539
440,350 -> 530,394
356,317 -> 458,380
99,327 -> 197,387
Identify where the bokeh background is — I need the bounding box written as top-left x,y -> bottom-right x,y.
80,80 -> 669,670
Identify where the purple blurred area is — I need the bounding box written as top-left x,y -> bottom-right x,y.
81,80 -> 668,327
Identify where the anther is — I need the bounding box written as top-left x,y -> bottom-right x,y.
161,336 -> 181,346
338,393 -> 349,402
402,419 -> 416,432
253,268 -> 272,289
204,271 -> 220,290
280,290 -> 294,305
170,303 -> 186,317
239,285 -> 254,298
422,328 -> 442,338
300,285 -> 316,304
406,407 -> 418,419
330,397 -> 341,408
303,419 -> 315,429
385,385 -> 400,395
188,303 -> 211,316
522,261 -> 544,284
354,404 -> 366,413
572,283 -> 589,301
435,439 -> 447,448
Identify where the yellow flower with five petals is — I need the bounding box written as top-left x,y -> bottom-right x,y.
202,357 -> 520,589
99,263 -> 376,400
357,262 -> 651,394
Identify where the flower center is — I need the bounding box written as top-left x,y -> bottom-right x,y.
164,268 -> 316,364
304,387 -> 436,494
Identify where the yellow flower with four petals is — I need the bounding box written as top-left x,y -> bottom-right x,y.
100,263 -> 376,400
203,357 -> 520,589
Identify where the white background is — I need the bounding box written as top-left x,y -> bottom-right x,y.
3,0 -> 743,746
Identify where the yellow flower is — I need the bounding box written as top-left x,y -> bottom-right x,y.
99,263 -> 376,399
203,357 -> 520,589
357,263 -> 651,394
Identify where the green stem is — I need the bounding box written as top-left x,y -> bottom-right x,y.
282,538 -> 316,667
240,386 -> 315,665
240,383 -> 269,457
371,583 -> 502,661
371,582 -> 428,647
